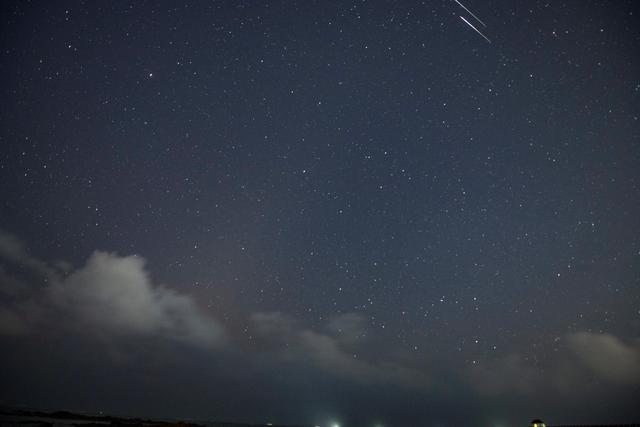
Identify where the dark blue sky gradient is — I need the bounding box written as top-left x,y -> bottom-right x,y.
1,1 -> 639,426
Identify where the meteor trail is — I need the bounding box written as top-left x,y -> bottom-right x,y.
459,15 -> 491,43
452,0 -> 487,27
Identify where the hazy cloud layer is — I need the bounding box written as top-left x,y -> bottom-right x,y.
566,332 -> 640,384
467,332 -> 640,397
2,229 -> 639,426
251,311 -> 429,388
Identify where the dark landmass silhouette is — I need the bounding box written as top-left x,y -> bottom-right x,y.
0,407 -> 310,427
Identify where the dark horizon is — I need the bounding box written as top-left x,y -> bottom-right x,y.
2,407 -> 637,427
1,1 -> 639,427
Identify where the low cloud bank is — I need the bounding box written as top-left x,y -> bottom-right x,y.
2,228 -> 639,406
467,332 -> 640,397
251,311 -> 429,388
567,332 -> 640,385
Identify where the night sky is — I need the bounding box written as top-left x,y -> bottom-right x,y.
1,1 -> 639,426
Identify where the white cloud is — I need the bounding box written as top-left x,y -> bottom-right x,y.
49,251 -> 226,348
0,231 -> 226,349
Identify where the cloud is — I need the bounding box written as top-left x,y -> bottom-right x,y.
0,231 -> 225,349
1,230 -> 424,390
566,332 -> 640,385
49,251 -> 226,348
251,311 -> 298,339
251,311 -> 429,388
466,332 -> 640,398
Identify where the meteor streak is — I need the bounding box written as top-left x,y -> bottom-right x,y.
452,0 -> 487,27
459,15 -> 491,43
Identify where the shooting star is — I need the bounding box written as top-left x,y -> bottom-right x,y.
459,15 -> 491,43
452,0 -> 486,27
